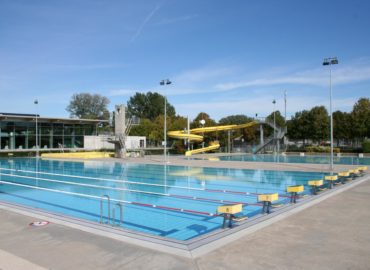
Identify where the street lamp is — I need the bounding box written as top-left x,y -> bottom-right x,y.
323,57 -> 338,174
284,91 -> 287,124
34,99 -> 39,158
272,99 -> 276,153
160,79 -> 172,163
200,119 -> 205,149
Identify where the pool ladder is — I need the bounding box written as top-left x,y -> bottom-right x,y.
100,195 -> 123,226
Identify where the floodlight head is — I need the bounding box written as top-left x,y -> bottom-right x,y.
34,99 -> 38,105
323,57 -> 338,66
160,79 -> 172,85
331,58 -> 338,65
272,99 -> 276,104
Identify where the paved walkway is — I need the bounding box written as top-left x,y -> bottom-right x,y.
94,155 -> 358,173
1,176 -> 369,270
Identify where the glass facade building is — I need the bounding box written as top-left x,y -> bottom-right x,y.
0,113 -> 107,151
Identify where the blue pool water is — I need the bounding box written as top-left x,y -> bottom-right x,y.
211,154 -> 370,165
0,158 -> 326,241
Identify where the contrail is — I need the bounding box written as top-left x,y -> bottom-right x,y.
130,3 -> 162,43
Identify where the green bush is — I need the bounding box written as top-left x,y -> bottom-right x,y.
286,145 -> 305,152
363,140 -> 370,153
305,146 -> 340,153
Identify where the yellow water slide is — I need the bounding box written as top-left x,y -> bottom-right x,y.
168,121 -> 257,156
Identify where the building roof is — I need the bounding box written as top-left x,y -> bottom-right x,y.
0,113 -> 108,125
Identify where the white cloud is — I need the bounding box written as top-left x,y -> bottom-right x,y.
215,63 -> 370,91
108,89 -> 137,97
49,63 -> 127,70
175,95 -> 357,121
173,65 -> 234,84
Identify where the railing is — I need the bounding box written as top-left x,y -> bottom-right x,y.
100,194 -> 111,224
112,203 -> 123,226
254,120 -> 286,154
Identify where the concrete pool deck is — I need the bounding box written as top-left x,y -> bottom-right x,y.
81,154 -> 361,173
1,171 -> 369,269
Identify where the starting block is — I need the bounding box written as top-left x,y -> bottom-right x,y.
348,169 -> 361,179
258,193 -> 278,214
325,175 -> 338,189
308,180 -> 324,195
217,204 -> 247,228
338,171 -> 352,184
357,166 -> 368,176
286,185 -> 304,203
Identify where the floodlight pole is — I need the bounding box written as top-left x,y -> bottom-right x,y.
34,99 -> 39,158
323,57 -> 338,175
160,79 -> 172,163
272,99 -> 276,154
284,91 -> 287,151
187,116 -> 190,152
284,91 -> 287,123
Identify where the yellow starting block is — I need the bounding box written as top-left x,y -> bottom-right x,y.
358,166 -> 368,176
349,169 -> 361,178
287,185 -> 304,193
358,166 -> 368,172
325,175 -> 338,189
308,180 -> 324,195
258,193 -> 278,214
258,193 -> 279,202
217,204 -> 243,215
325,175 -> 338,181
286,185 -> 304,203
338,172 -> 350,177
217,204 -> 246,228
338,171 -> 352,184
308,180 -> 323,186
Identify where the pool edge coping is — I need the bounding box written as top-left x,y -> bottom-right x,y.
1,174 -> 369,259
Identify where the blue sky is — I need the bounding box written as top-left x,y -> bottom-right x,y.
1,0 -> 370,120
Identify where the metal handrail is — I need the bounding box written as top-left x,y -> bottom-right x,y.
100,194 -> 111,224
112,202 -> 123,226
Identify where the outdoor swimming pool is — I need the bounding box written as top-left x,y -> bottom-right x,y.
208,154 -> 370,165
0,158 -> 326,241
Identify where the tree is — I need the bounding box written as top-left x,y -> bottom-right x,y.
127,92 -> 176,121
307,106 -> 329,143
190,112 -> 217,148
351,97 -> 370,140
129,119 -> 156,141
287,106 -> 329,144
265,110 -> 285,137
66,93 -> 110,120
333,111 -> 352,146
266,110 -> 285,127
218,114 -> 257,144
219,115 -> 253,125
287,110 -> 313,144
191,112 -> 217,128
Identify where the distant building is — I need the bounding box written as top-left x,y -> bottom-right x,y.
84,135 -> 146,150
0,113 -> 107,151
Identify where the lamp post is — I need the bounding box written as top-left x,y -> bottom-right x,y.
323,57 -> 338,174
284,91 -> 287,124
200,119 -> 205,149
272,99 -> 276,153
284,91 -> 287,151
160,79 -> 172,163
34,99 -> 39,158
